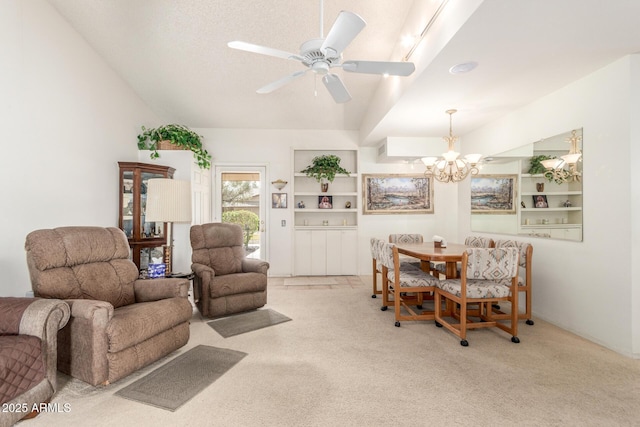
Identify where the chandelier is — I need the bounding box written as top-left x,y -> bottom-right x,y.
540,129 -> 582,183
421,109 -> 482,183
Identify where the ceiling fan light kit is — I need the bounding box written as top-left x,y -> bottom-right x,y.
228,1 -> 415,103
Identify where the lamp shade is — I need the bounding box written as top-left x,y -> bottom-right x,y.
421,157 -> 438,167
540,158 -> 564,170
560,153 -> 582,164
145,179 -> 192,222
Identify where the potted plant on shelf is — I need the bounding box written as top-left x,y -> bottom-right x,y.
301,154 -> 351,192
527,154 -> 555,182
137,124 -> 212,169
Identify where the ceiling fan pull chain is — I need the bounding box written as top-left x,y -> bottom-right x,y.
314,74 -> 318,97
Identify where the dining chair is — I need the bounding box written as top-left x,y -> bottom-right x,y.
370,237 -> 384,298
492,239 -> 534,325
431,235 -> 495,278
377,241 -> 440,327
388,233 -> 425,271
434,247 -> 520,346
370,237 -> 422,298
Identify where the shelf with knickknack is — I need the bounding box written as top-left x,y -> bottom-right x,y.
519,172 -> 582,239
292,148 -> 358,275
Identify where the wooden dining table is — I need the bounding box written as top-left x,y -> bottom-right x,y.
394,242 -> 469,279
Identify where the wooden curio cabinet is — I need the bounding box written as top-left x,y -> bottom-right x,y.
118,162 -> 175,271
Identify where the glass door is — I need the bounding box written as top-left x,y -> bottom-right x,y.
214,166 -> 267,260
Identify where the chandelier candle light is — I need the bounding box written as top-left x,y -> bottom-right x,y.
540,129 -> 582,183
421,109 -> 482,183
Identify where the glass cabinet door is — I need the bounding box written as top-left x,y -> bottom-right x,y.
140,171 -> 166,240
122,171 -> 135,238
118,162 -> 175,271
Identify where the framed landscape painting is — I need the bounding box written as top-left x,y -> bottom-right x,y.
362,174 -> 433,214
470,174 -> 517,214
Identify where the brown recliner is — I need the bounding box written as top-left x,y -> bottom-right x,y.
190,223 -> 269,318
0,297 -> 69,427
24,226 -> 193,386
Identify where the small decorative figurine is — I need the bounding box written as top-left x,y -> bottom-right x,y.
563,199 -> 572,207
298,201 -> 305,208
345,201 -> 351,209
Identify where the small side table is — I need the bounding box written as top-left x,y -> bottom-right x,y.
165,272 -> 195,280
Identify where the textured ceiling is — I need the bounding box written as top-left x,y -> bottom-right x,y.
47,0 -> 640,146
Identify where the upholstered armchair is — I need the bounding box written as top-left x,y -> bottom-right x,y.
190,223 -> 269,318
24,226 -> 193,386
0,297 -> 70,426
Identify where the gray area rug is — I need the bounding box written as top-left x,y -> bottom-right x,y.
115,345 -> 247,411
207,308 -> 291,338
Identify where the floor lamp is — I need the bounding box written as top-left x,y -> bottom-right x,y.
145,178 -> 192,275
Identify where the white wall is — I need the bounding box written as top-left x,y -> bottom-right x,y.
630,55 -> 640,357
0,0 -> 160,297
3,0 -> 638,358
459,55 -> 638,357
177,129 -> 459,278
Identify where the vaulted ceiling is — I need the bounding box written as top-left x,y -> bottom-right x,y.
47,0 -> 640,146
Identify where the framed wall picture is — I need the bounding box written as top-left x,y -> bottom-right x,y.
318,195 -> 333,209
272,193 -> 287,209
470,174 -> 517,214
533,194 -> 548,208
362,174 -> 433,214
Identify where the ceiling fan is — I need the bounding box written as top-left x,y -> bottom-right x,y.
228,0 -> 415,103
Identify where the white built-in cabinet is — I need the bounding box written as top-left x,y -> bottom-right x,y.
292,149 -> 358,276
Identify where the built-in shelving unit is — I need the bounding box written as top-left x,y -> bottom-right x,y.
292,149 -> 358,275
518,172 -> 582,240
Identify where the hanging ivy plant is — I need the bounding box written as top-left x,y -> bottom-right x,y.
528,154 -> 556,181
137,124 -> 212,169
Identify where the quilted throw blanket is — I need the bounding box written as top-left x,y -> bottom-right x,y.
0,298 -> 45,404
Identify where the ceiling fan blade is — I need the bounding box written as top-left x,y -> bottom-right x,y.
228,41 -> 302,61
342,60 -> 416,76
322,74 -> 352,103
320,11 -> 366,58
256,70 -> 308,94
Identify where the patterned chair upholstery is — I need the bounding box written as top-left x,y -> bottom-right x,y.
494,239 -> 534,325
377,241 -> 440,327
431,235 -> 495,278
388,234 -> 425,271
434,247 -> 520,346
0,297 -> 69,426
370,237 -> 420,298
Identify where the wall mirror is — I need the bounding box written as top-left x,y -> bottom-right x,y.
471,128 -> 583,241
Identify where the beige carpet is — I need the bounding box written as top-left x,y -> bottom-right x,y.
283,276 -> 339,285
19,276 -> 640,427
